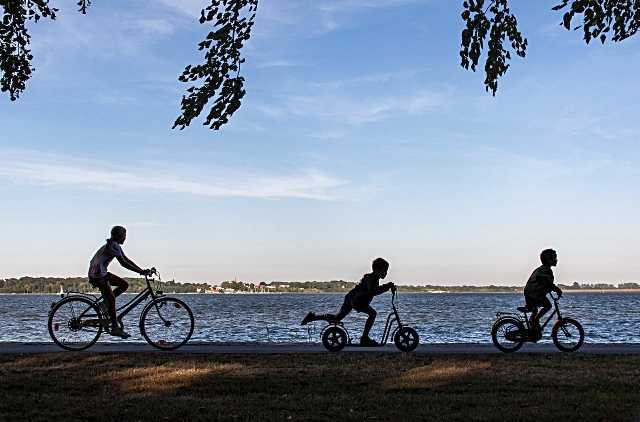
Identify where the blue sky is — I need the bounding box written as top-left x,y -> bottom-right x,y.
1,0 -> 638,285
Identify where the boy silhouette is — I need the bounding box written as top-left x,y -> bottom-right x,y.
301,257 -> 395,346
524,248 -> 563,336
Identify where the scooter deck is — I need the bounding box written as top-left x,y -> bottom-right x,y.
345,342 -> 385,348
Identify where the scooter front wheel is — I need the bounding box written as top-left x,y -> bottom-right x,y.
394,327 -> 419,352
322,325 -> 347,352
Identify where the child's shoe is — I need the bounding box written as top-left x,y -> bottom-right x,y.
360,336 -> 379,347
301,312 -> 315,326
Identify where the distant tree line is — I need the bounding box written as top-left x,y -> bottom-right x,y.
1,277 -> 639,294
0,277 -> 210,294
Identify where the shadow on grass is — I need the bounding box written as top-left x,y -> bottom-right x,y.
1,353 -> 640,421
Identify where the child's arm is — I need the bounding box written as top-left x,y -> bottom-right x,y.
372,282 -> 395,296
117,253 -> 149,275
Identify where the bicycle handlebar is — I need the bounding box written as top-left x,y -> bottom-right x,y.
144,268 -> 159,279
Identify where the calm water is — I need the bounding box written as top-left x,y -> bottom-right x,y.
1,292 -> 640,344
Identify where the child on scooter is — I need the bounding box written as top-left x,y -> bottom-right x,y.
524,249 -> 563,336
300,257 -> 395,346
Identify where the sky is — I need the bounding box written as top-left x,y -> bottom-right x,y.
0,0 -> 639,285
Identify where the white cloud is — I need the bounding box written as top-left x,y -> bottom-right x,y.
0,150 -> 346,201
155,0 -> 204,18
318,0 -> 419,13
257,89 -> 449,125
254,59 -> 304,69
137,18 -> 175,36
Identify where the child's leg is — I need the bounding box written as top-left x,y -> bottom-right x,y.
302,300 -> 352,325
361,306 -> 377,339
317,301 -> 352,322
533,297 -> 552,326
106,272 -> 129,297
93,279 -> 117,326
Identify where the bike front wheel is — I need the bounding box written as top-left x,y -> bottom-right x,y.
552,318 -> 584,352
48,296 -> 103,351
140,297 -> 194,350
491,317 -> 525,353
394,326 -> 419,352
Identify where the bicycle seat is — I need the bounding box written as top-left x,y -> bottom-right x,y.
517,306 -> 531,313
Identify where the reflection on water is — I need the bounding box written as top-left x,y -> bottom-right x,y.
2,292 -> 640,343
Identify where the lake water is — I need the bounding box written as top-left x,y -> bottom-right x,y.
2,292 -> 640,344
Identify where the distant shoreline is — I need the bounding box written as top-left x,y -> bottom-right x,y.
2,289 -> 640,296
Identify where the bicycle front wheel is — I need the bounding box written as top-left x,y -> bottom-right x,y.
48,296 -> 103,351
552,318 -> 584,352
140,297 -> 194,350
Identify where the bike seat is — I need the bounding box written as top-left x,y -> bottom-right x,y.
517,306 -> 531,313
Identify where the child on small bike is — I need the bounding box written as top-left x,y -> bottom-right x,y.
524,249 -> 563,336
88,226 -> 153,338
301,257 -> 395,346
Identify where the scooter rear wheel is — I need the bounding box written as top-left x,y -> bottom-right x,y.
394,326 -> 419,352
322,326 -> 347,352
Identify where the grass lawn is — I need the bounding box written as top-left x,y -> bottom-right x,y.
1,352 -> 639,421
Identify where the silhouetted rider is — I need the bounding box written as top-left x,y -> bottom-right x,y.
88,226 -> 153,338
524,248 -> 563,336
301,257 -> 395,346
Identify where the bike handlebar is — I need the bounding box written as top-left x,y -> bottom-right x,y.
144,267 -> 159,279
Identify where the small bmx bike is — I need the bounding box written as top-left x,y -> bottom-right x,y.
48,269 -> 194,351
320,290 -> 420,352
491,293 -> 584,353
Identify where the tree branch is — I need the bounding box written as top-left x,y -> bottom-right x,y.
173,0 -> 258,131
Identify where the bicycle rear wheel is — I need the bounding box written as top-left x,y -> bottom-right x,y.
48,296 -> 103,351
491,317 -> 525,353
140,297 -> 194,350
552,318 -> 584,352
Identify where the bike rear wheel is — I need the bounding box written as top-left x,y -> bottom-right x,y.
48,296 -> 103,351
552,317 -> 584,352
140,297 -> 194,350
491,317 -> 525,353
322,325 -> 347,352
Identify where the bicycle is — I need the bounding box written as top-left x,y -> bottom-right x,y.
491,292 -> 584,353
321,289 -> 420,352
48,269 -> 194,351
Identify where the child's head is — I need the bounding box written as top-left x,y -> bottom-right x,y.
372,257 -> 389,279
111,226 -> 127,244
540,249 -> 558,267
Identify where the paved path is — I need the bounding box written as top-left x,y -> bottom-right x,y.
2,342 -> 640,354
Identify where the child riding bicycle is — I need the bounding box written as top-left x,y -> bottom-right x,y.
524,249 -> 563,337
301,257 -> 395,346
88,226 -> 154,338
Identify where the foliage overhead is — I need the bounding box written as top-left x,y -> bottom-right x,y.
173,0 -> 258,130
0,0 -> 639,130
460,0 -> 527,95
0,0 -> 57,101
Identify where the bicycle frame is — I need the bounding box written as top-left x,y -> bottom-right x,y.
71,275 -> 161,322
496,294 -> 563,334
